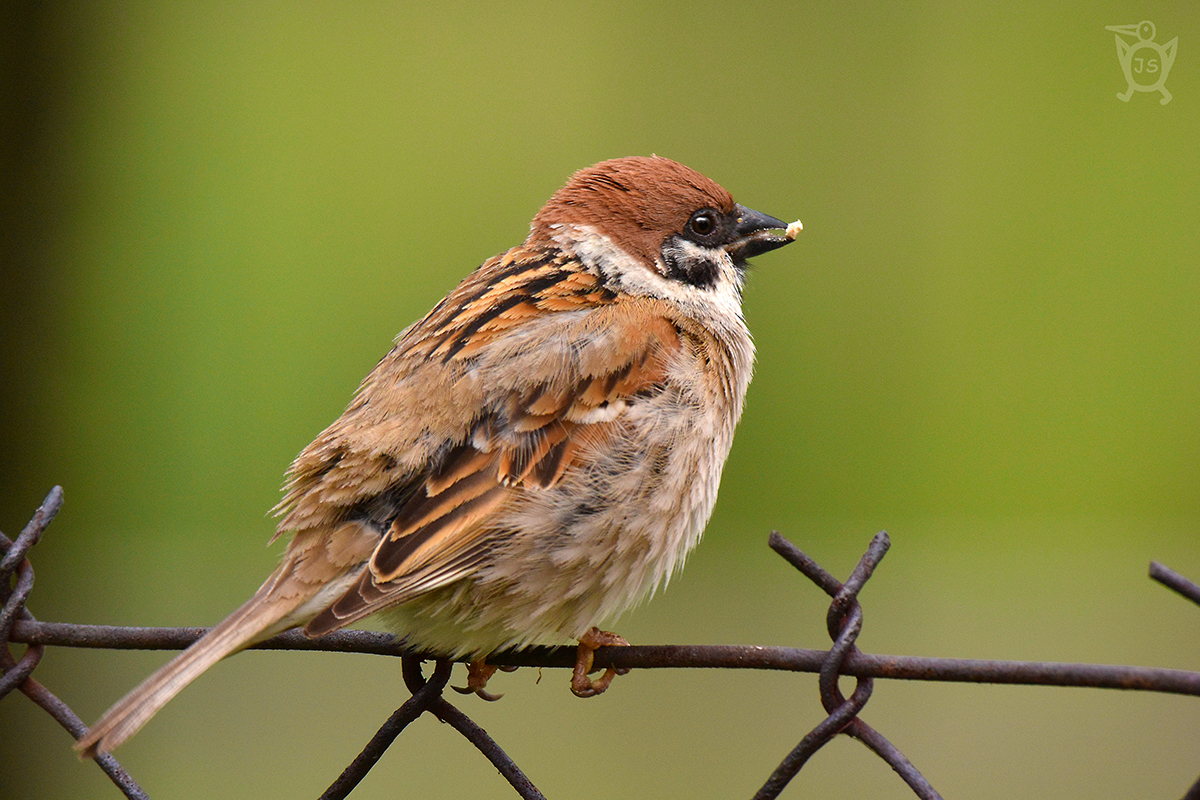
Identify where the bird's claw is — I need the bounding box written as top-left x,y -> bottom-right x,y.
452,661 -> 505,701
570,627 -> 630,698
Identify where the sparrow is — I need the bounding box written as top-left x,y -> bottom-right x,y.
77,155 -> 800,757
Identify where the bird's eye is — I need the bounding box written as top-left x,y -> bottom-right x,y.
688,210 -> 717,238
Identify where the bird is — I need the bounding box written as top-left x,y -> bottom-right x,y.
76,155 -> 800,758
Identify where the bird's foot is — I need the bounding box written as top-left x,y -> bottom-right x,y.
453,660 -> 508,701
570,627 -> 630,698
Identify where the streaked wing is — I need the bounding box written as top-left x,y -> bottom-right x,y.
291,246 -> 683,636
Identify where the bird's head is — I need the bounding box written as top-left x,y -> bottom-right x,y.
529,156 -> 799,299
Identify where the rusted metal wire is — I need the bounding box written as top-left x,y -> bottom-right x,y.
319,659 -> 455,800
319,658 -> 545,800
3,487 -> 1199,799
405,659 -> 547,800
1,488 -> 150,800
1152,561 -> 1200,608
14,623 -> 1200,697
754,532 -> 943,800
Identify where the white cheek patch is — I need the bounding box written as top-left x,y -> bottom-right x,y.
549,222 -> 748,337
668,237 -> 720,263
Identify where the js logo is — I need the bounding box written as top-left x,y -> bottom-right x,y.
1106,21 -> 1178,105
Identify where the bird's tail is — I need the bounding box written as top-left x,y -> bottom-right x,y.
74,569 -> 311,758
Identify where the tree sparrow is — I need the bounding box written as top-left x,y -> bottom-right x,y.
77,156 -> 800,757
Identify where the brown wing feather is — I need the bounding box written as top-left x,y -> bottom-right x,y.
300,281 -> 683,638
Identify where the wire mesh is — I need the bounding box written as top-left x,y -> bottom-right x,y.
3,487 -> 1199,799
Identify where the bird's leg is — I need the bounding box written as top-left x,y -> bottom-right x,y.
571,627 -> 631,698
452,660 -> 505,701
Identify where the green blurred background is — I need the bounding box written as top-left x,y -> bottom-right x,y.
3,2 -> 1198,798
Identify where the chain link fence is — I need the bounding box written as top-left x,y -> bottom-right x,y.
4,487 -> 1199,799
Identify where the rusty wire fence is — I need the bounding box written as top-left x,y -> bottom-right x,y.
4,486 -> 1200,799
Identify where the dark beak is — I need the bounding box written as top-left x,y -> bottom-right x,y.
726,203 -> 800,261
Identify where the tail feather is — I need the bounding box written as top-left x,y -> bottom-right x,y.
75,588 -> 302,758
77,523 -> 376,758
